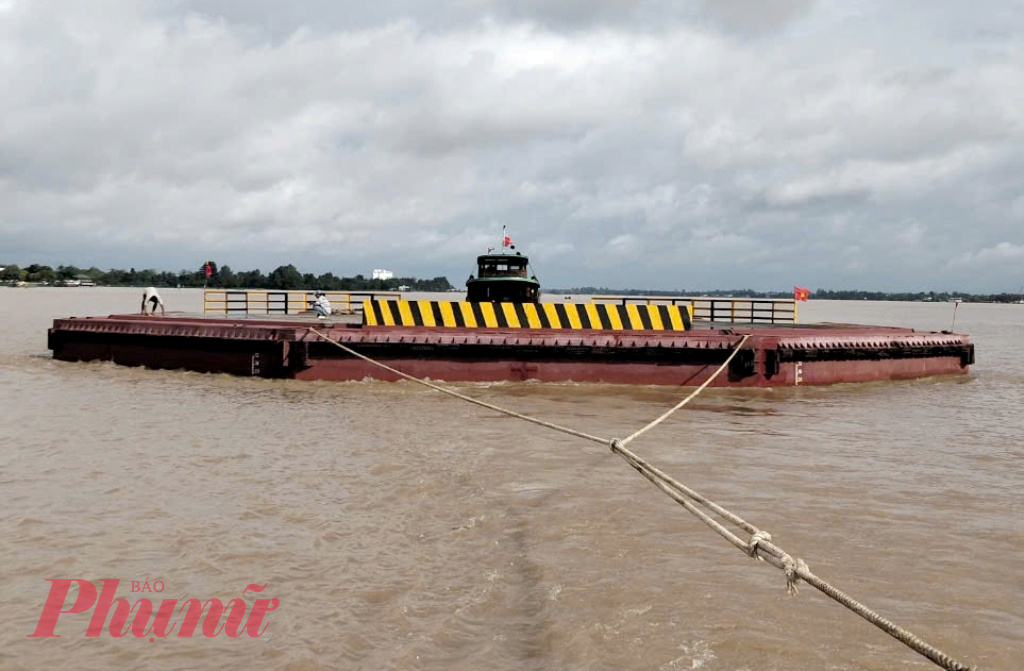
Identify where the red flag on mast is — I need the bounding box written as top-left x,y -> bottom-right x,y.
205,262 -> 212,279
794,286 -> 810,301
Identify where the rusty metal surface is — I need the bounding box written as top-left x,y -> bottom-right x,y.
48,314 -> 973,387
51,315 -> 312,340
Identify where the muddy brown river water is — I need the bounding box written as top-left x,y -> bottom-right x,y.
0,288 -> 1020,670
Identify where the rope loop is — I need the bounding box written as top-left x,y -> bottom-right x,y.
746,530 -> 772,561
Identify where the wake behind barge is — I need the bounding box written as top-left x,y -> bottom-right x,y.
47,298 -> 974,387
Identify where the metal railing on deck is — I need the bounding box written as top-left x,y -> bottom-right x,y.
591,295 -> 798,324
203,290 -> 402,316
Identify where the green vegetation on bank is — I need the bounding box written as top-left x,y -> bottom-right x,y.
0,261 -> 454,293
552,287 -> 1024,303
2,261 -> 1021,302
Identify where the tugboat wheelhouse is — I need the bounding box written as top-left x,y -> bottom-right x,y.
465,251 -> 541,303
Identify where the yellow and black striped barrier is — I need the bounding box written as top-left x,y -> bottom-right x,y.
362,300 -> 692,331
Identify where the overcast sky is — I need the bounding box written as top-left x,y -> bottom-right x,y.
2,0 -> 1022,292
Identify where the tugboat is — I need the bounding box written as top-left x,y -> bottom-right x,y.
465,229 -> 541,303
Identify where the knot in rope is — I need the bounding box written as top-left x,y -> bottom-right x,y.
746,530 -> 772,561
783,556 -> 809,596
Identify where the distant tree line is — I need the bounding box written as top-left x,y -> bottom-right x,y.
3,262 -> 1019,301
0,261 -> 454,293
809,289 -> 1023,303
553,286 -> 1024,303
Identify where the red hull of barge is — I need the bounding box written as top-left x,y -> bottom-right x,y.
47,314 -> 973,387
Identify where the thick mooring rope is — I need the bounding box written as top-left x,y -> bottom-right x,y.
307,328 -> 608,445
618,334 -> 751,448
307,327 -> 975,671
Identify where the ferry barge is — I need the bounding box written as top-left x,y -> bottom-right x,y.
46,310 -> 972,387
47,303 -> 974,389
46,241 -> 974,387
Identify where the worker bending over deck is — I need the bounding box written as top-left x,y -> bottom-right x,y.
141,287 -> 165,316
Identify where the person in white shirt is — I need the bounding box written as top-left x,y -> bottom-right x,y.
141,287 -> 166,315
311,291 -> 332,319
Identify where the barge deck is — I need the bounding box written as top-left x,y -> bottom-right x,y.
47,303 -> 974,387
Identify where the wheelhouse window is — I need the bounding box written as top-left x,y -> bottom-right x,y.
479,258 -> 528,278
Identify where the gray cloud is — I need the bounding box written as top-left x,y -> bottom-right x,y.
0,0 -> 1022,291
159,0 -> 813,36
695,0 -> 815,34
